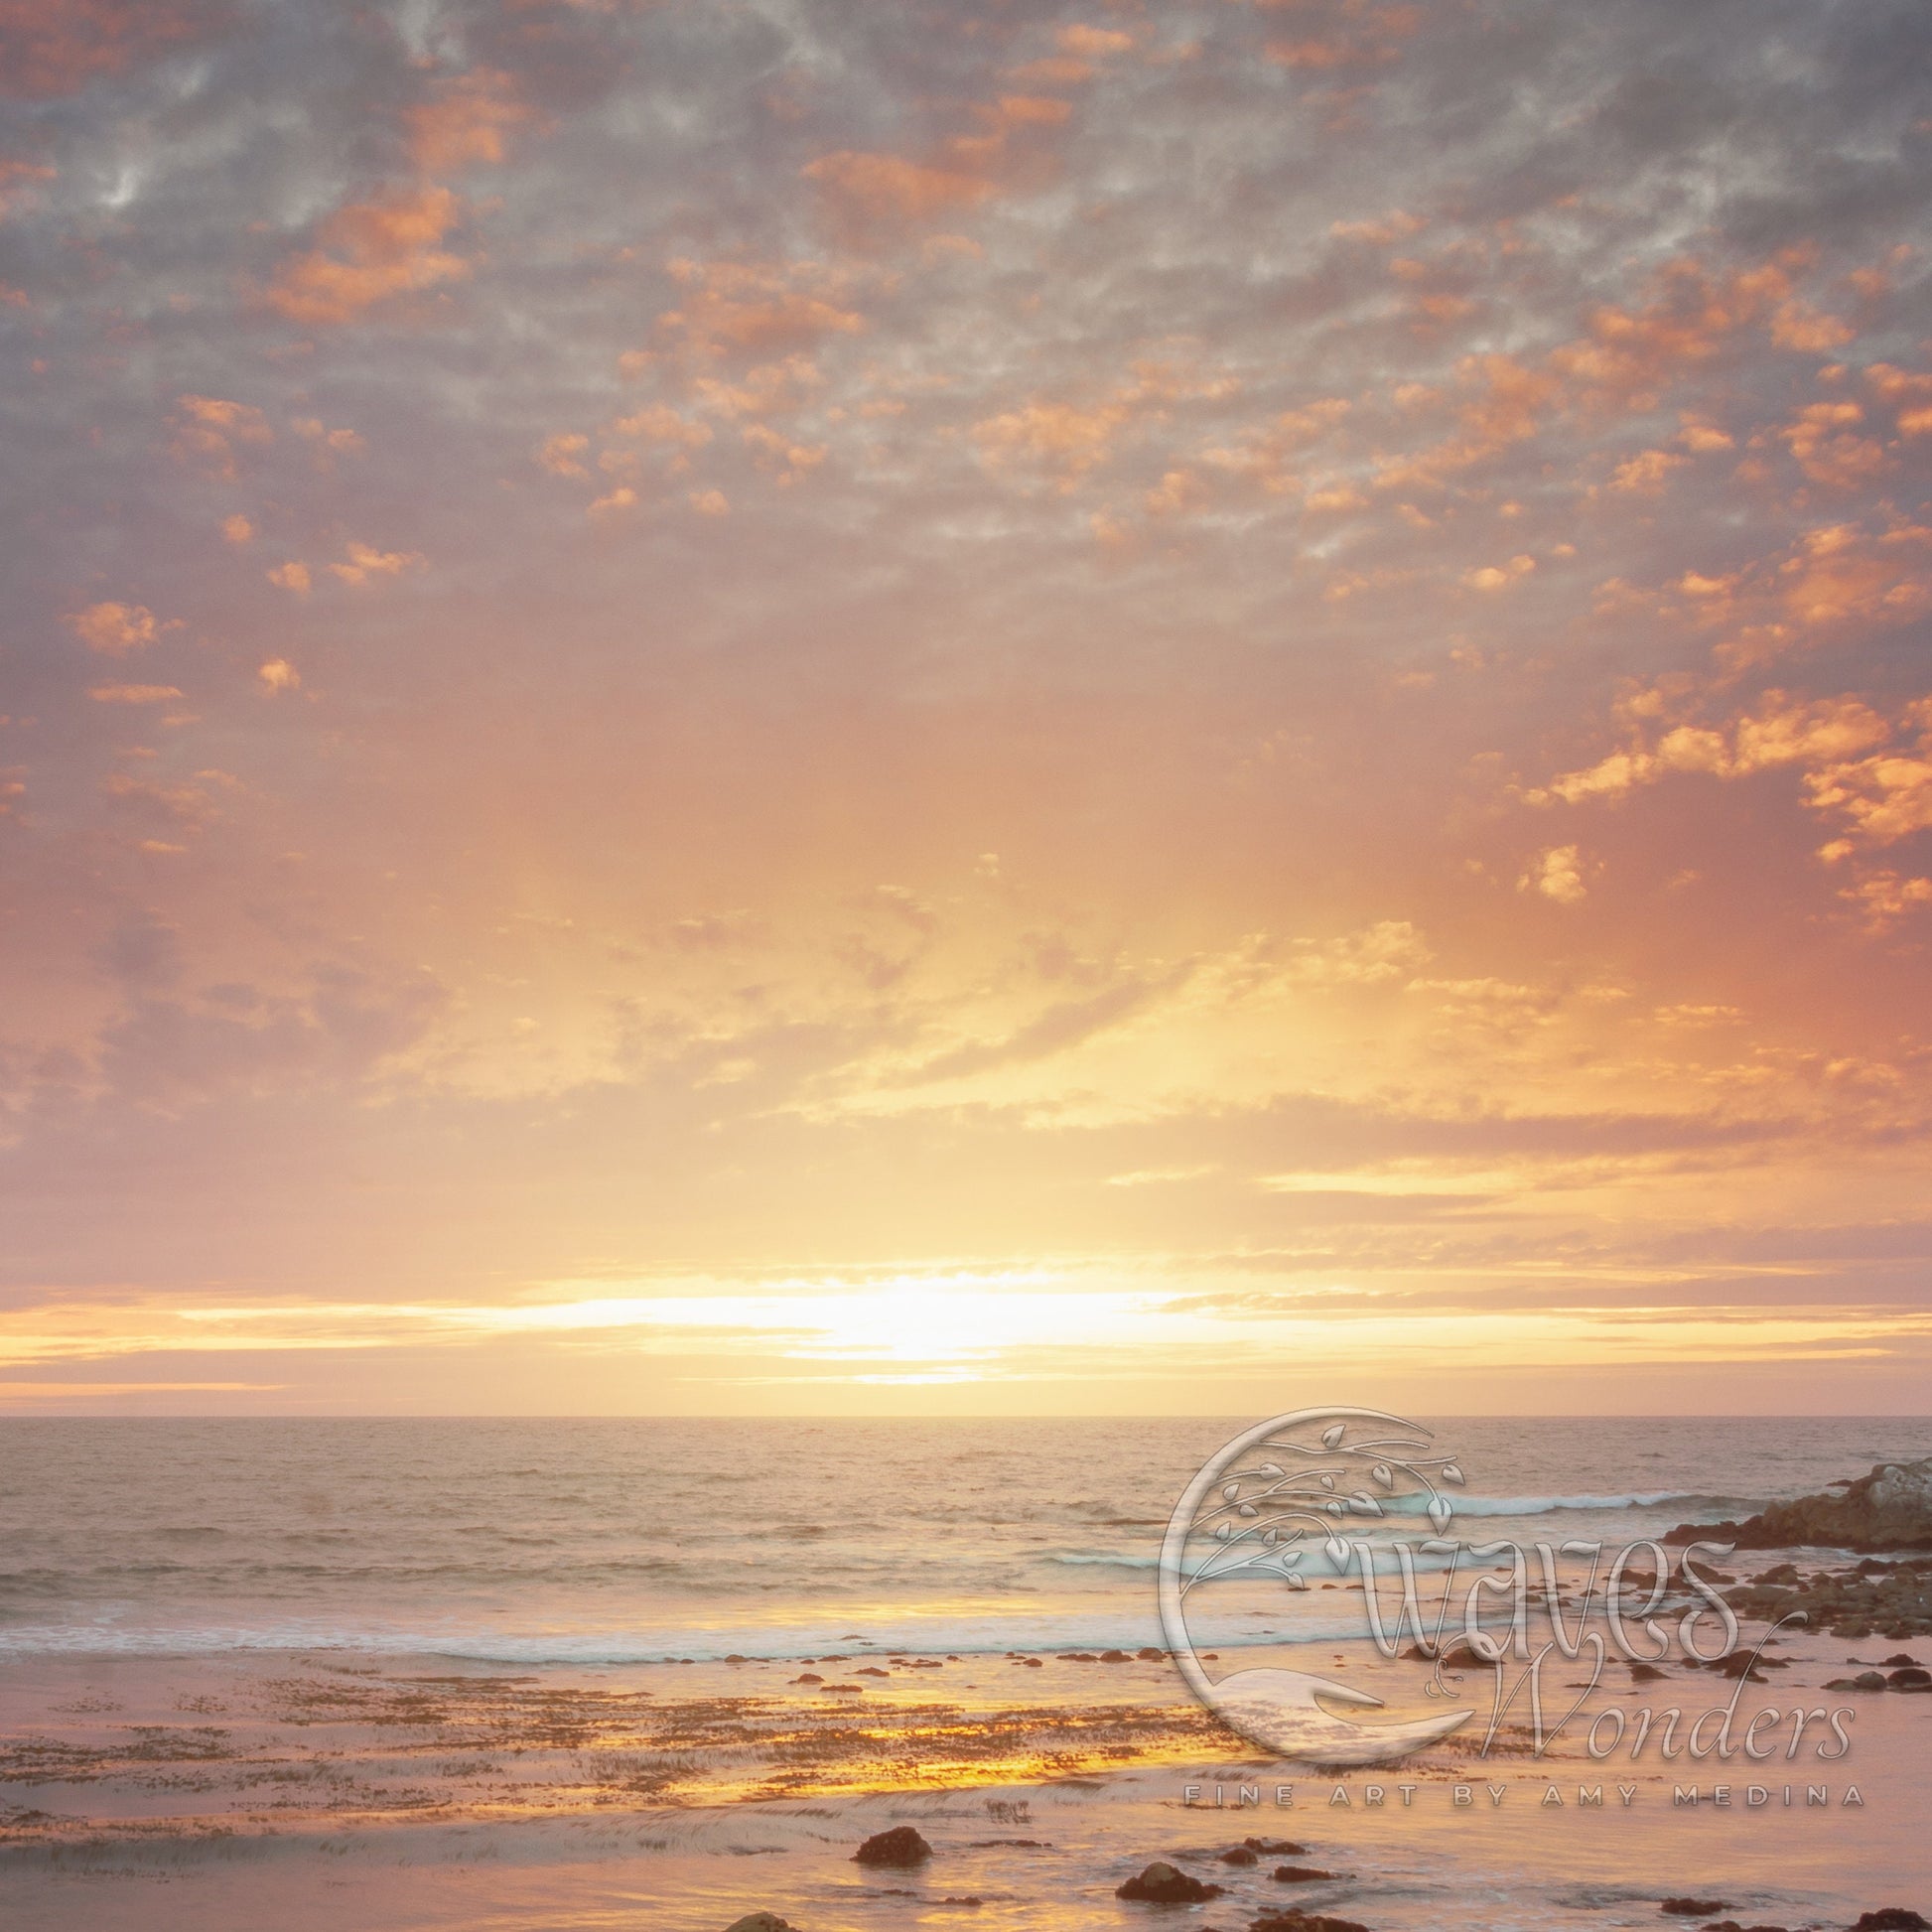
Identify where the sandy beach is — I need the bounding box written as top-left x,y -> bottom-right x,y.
4,1609 -> 1926,1932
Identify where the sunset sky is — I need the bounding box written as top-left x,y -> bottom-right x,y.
1,0 -> 1929,1414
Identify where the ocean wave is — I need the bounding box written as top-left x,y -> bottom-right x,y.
1383,1489 -> 1757,1518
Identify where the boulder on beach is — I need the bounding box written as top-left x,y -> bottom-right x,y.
1249,1909 -> 1371,1932
853,1825 -> 932,1866
1117,1861 -> 1224,1903
725,1916 -> 796,1932
1663,1900 -> 1730,1917
1273,1865 -> 1339,1883
1851,1913 -> 1929,1932
1667,1459 -> 1932,1553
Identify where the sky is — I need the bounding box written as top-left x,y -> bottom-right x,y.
0,0 -> 1929,1416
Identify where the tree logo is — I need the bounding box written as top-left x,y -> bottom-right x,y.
1158,1406 -> 1477,1764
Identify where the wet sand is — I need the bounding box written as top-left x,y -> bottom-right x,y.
3,1625 -> 1927,1932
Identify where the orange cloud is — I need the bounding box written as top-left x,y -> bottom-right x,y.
1778,400 -> 1888,489
1838,868 -> 1932,933
0,158 -> 55,216
537,431 -> 591,478
330,540 -> 425,585
169,394 -> 272,477
1527,686 -> 1932,863
1865,362 -> 1932,437
974,396 -> 1134,486
1330,207 -> 1425,244
290,416 -> 364,465
804,85 -> 1085,242
653,258 -> 868,360
1520,844 -> 1587,902
0,0 -> 216,100
804,151 -> 997,229
88,682 -> 182,704
611,404 -> 712,449
66,601 -> 162,654
257,658 -> 300,693
1608,448 -> 1688,495
1055,23 -> 1136,57
1376,353 -> 1559,487
405,69 -> 528,174
1462,554 -> 1536,591
266,561 -> 311,595
266,186 -> 470,326
1807,699 -> 1932,851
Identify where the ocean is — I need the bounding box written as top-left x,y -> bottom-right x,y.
4,1415 -> 1931,1931
5,1414 -> 1929,1665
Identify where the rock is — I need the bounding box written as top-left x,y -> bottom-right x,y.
790,1673 -> 822,1684
1882,1652 -> 1922,1667
1667,1460 -> 1932,1553
1100,1649 -> 1133,1663
856,1666 -> 890,1677
1117,1861 -> 1224,1903
1138,1646 -> 1167,1661
1850,1914 -> 1929,1932
1273,1865 -> 1338,1883
1663,1901 -> 1730,1917
1630,1662 -> 1668,1682
1220,1847 -> 1260,1865
1697,1921 -> 1789,1932
854,1826 -> 932,1867
1249,1911 -> 1371,1932
1887,1667 -> 1932,1688
1244,1838 -> 1308,1855
725,1916 -> 795,1932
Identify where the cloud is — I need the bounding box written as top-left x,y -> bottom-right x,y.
537,432 -> 590,478
651,258 -> 868,360
0,0 -> 221,100
804,151 -> 999,230
404,69 -> 529,175
169,394 -> 272,477
257,658 -> 300,693
266,561 -> 311,595
1462,554 -> 1536,591
1521,845 -> 1587,903
88,682 -> 182,704
1838,869 -> 1932,933
329,541 -> 426,585
266,187 -> 471,326
66,602 -> 163,654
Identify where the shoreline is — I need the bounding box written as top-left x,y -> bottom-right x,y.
2,1621 -> 1927,1932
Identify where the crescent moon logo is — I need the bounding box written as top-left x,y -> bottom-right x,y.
1158,1406 -> 1476,1764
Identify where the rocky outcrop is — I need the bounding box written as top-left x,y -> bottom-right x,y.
1249,1910 -> 1370,1932
853,1825 -> 932,1866
1720,1556 -> 1932,1639
1117,1861 -> 1224,1902
1669,1460 -> 1932,1553
725,1917 -> 796,1932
